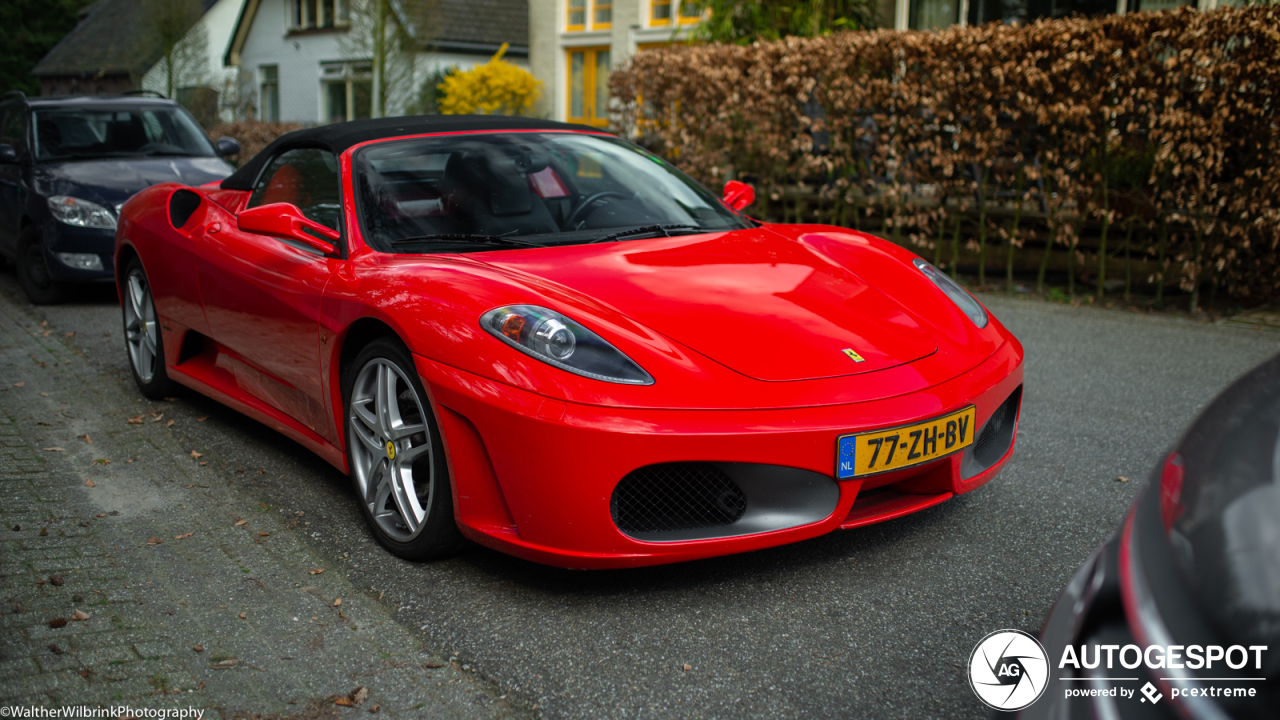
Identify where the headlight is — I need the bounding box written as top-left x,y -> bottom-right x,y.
912,258 -> 988,328
47,196 -> 117,230
481,305 -> 654,385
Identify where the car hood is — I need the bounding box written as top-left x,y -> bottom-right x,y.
34,157 -> 234,209
473,226 -> 938,382
1163,351 -> 1280,655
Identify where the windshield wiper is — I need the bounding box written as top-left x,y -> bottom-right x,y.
588,224 -> 704,244
389,233 -> 545,249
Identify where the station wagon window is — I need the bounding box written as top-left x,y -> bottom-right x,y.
247,148 -> 343,233
31,106 -> 215,161
0,108 -> 27,158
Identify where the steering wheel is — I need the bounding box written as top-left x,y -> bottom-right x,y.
565,191 -> 626,229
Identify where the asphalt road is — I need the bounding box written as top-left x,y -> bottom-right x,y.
4,269 -> 1277,719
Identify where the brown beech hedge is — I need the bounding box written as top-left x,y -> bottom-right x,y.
612,6 -> 1280,308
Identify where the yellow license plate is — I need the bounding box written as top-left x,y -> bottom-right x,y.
836,406 -> 977,479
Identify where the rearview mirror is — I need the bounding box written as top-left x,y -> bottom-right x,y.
237,203 -> 339,256
215,136 -> 241,158
722,180 -> 754,211
0,144 -> 17,164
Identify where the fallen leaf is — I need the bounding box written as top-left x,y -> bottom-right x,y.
197,416 -> 208,422
40,321 -> 47,327
425,659 -> 444,669
1116,476 -> 1130,482
199,461 -> 208,466
42,447 -> 64,452
82,434 -> 91,443
71,609 -> 89,621
65,332 -> 75,338
333,598 -> 342,607
368,705 -> 380,714
258,531 -> 269,537
234,520 -> 247,526
77,668 -> 91,677
127,416 -> 144,424
39,392 -> 48,397
84,479 -> 95,487
163,397 -> 177,402
211,659 -> 239,668
95,514 -> 105,518
682,664 -> 692,671
309,568 -> 325,575
238,613 -> 246,619
350,686 -> 369,705
174,532 -> 194,540
334,698 -> 354,707
193,644 -> 204,652
48,618 -> 67,628
93,458 -> 109,465
49,575 -> 64,586
149,413 -> 164,422
47,643 -> 62,654
146,537 -> 163,545
13,382 -> 23,387
166,420 -> 175,428
190,450 -> 203,459
38,528 -> 48,536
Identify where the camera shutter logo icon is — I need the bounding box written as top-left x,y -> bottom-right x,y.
968,630 -> 1050,711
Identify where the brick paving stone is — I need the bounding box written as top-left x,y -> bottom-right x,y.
0,283 -> 521,717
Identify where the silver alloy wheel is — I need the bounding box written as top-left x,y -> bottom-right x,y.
348,358 -> 434,542
123,268 -> 158,384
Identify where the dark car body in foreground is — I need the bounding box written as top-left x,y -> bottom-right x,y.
0,93 -> 236,303
1003,353 -> 1280,719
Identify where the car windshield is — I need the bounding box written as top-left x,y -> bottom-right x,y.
33,105 -> 216,161
353,132 -> 752,252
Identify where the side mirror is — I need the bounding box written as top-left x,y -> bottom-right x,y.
0,144 -> 17,163
237,203 -> 339,256
215,137 -> 241,158
722,180 -> 754,211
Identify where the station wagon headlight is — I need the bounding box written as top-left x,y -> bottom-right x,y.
47,196 -> 117,230
912,258 -> 988,328
481,305 -> 654,385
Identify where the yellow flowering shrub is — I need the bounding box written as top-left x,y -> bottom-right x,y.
438,44 -> 541,116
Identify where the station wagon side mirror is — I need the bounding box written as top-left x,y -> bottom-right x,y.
237,203 -> 339,256
0,144 -> 17,164
215,137 -> 241,158
722,180 -> 754,211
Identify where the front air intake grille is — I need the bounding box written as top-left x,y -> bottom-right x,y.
973,386 -> 1022,467
611,463 -> 748,536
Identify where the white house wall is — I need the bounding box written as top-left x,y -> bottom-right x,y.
141,0 -> 246,120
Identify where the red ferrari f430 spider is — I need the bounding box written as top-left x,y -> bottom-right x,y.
115,116 -> 1023,569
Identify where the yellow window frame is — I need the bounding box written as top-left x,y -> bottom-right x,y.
592,0 -> 613,30
566,46 -> 611,128
678,0 -> 704,24
650,0 -> 671,26
566,0 -> 586,31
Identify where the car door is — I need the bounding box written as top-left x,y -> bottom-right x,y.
196,147 -> 344,443
0,104 -> 29,256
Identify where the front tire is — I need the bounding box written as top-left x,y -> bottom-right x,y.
16,226 -> 66,305
122,258 -> 176,399
343,337 -> 464,560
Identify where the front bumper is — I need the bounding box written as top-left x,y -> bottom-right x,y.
40,219 -> 116,282
416,338 -> 1024,569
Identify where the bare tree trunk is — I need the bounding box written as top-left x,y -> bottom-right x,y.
372,0 -> 387,118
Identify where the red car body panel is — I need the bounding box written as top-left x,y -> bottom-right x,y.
115,128 -> 1024,569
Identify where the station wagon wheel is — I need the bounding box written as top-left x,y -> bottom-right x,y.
121,258 -> 175,399
343,338 -> 463,560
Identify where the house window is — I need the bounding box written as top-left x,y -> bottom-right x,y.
567,0 -> 586,30
651,0 -> 671,25
321,61 -> 371,123
260,66 -> 280,122
594,0 -> 612,28
293,0 -> 348,29
678,0 -> 704,23
566,47 -> 610,127
910,0 -> 959,29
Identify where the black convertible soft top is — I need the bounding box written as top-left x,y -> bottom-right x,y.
220,115 -> 597,191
